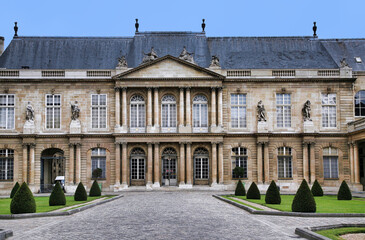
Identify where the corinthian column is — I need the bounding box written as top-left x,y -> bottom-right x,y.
257,142 -> 263,183
121,142 -> 128,188
218,142 -> 224,184
302,142 -> 309,182
179,142 -> 185,185
29,144 -> 35,185
68,143 -> 74,184
147,143 -> 153,188
147,88 -> 152,130
114,87 -> 121,128
186,143 -> 192,186
264,142 -> 269,183
179,88 -> 184,127
122,88 -> 127,130
218,87 -> 223,127
115,142 -> 121,185
211,142 -> 217,185
154,88 -> 159,131
354,142 -> 360,183
211,88 -> 216,128
75,143 -> 81,183
22,144 -> 28,183
185,88 -> 191,129
153,143 -> 160,187
310,142 -> 316,183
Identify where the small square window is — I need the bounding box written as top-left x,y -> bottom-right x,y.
355,57 -> 362,63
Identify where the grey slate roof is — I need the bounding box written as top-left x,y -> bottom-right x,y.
0,31 -> 365,70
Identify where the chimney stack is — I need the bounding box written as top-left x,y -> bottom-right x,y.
0,37 -> 4,56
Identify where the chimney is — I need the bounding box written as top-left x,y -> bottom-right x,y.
0,37 -> 4,56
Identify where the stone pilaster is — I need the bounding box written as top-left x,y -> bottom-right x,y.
264,142 -> 269,183
185,142 -> 192,186
211,142 -> 217,185
114,87 -> 121,130
153,88 -> 160,132
179,142 -> 185,185
211,88 -> 216,128
179,87 -> 185,128
217,87 -> 223,128
218,142 -> 224,184
147,142 -> 153,188
349,142 -> 355,183
302,142 -> 309,182
121,87 -> 128,132
29,143 -> 35,185
22,144 -> 28,183
121,142 -> 128,188
115,142 -> 121,185
310,142 -> 316,183
147,88 -> 153,132
153,143 -> 160,187
68,143 -> 75,184
354,142 -> 360,183
75,143 -> 81,183
185,88 -> 191,131
257,142 -> 263,183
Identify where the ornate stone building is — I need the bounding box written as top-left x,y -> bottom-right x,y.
0,27 -> 364,193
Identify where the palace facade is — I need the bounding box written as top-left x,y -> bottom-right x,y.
0,28 -> 364,193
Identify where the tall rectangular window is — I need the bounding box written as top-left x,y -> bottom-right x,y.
322,93 -> 336,127
91,94 -> 107,129
0,149 -> 14,180
231,94 -> 246,128
276,93 -> 291,127
278,147 -> 292,178
46,95 -> 61,129
231,147 -> 248,178
0,95 -> 15,130
91,148 -> 106,178
323,147 -> 338,179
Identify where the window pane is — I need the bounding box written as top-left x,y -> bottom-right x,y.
54,107 -> 60,128
138,159 -> 145,180
92,107 -> 98,128
201,104 -> 208,127
162,104 -> 168,127
7,108 -> 14,129
54,95 -> 61,106
7,95 -> 14,106
277,106 -> 283,127
330,157 -> 338,178
0,108 -> 6,129
99,107 -> 106,128
231,94 -> 238,105
231,107 -> 238,128
99,95 -> 107,105
0,96 -> 5,106
193,104 -> 199,127
46,108 -> 53,128
46,95 -> 53,106
138,104 -> 145,127
130,104 -> 137,128
170,104 -> 176,127
323,156 -> 331,179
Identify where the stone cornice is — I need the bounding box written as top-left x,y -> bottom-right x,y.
224,77 -> 356,83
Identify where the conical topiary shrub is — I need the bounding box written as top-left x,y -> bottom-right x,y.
311,180 -> 323,197
337,180 -> 352,200
10,182 -> 36,214
247,182 -> 261,199
89,180 -> 101,197
10,182 -> 20,198
74,182 -> 87,201
49,181 -> 66,206
265,180 -> 281,204
292,179 -> 316,212
235,180 -> 246,196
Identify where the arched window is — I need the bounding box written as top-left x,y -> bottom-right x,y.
130,148 -> 145,180
231,147 -> 247,178
161,95 -> 177,132
91,148 -> 106,179
278,147 -> 292,178
130,95 -> 145,132
0,149 -> 14,180
193,95 -> 208,132
355,91 -> 365,117
194,147 -> 209,179
323,147 -> 338,179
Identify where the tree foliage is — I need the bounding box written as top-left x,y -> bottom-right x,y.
235,180 -> 246,196
292,179 -> 316,212
89,180 -> 101,197
10,182 -> 36,214
265,180 -> 281,204
337,180 -> 352,200
247,182 -> 261,199
311,180 -> 323,197
49,181 -> 66,206
10,182 -> 20,199
74,182 -> 88,201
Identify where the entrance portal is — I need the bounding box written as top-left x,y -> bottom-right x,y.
162,148 -> 177,186
40,148 -> 64,193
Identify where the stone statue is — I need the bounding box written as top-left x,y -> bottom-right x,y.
71,101 -> 80,121
209,55 -> 220,68
340,58 -> 349,68
201,19 -> 206,32
179,46 -> 195,63
257,100 -> 266,122
302,100 -> 312,121
142,47 -> 158,63
117,55 -> 128,68
135,19 -> 139,32
26,102 -> 34,121
312,22 -> 317,38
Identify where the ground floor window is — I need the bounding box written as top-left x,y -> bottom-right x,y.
131,158 -> 145,180
0,149 -> 14,180
231,147 -> 247,178
323,147 -> 338,179
91,148 -> 106,178
194,147 -> 209,180
278,147 -> 292,178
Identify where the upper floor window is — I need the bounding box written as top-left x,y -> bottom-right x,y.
355,91 -> 365,117
91,148 -> 106,179
0,149 -> 14,180
91,94 -> 107,128
46,94 -> 61,129
193,95 -> 208,132
278,147 -> 292,178
323,147 -> 338,179
130,95 -> 145,132
161,95 -> 177,132
231,94 -> 246,128
276,93 -> 291,127
0,95 -> 15,130
231,147 -> 247,178
321,93 -> 336,127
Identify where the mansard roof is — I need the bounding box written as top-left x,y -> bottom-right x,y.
0,31 -> 365,71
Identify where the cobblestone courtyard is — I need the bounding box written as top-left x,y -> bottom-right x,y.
1,191 -> 364,240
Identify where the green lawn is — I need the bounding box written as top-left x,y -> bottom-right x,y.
0,196 -> 106,215
226,195 -> 365,213
316,227 -> 365,240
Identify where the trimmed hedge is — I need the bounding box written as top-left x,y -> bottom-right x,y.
10,182 -> 20,198
337,180 -> 352,200
235,180 -> 246,196
292,179 -> 316,212
311,180 -> 323,196
89,180 -> 101,197
49,181 -> 66,206
74,182 -> 88,201
265,180 -> 281,204
10,182 -> 36,214
247,182 -> 261,199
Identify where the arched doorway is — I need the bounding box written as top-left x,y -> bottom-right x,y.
162,147 -> 177,186
40,148 -> 64,192
130,147 -> 146,186
193,147 -> 209,185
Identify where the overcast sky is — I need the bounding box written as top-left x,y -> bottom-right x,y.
1,0 -> 364,48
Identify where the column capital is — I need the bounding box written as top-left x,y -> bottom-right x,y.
76,143 -> 82,147
153,87 -> 159,90
147,87 -> 153,90
122,87 -> 127,91
152,142 -> 160,145
114,86 -> 121,92
348,141 -> 355,146
302,142 -> 309,147
179,141 -> 186,145
68,143 -> 76,147
185,142 -> 192,145
185,87 -> 191,90
211,87 -> 217,90
257,141 -> 268,146
210,141 -> 219,145
147,142 -> 153,146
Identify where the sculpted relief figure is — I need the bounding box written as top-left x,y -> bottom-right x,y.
142,47 -> 158,64
179,46 -> 195,63
257,100 -> 267,122
71,101 -> 80,121
209,55 -> 220,68
117,55 -> 128,68
26,102 -> 34,121
302,100 -> 312,121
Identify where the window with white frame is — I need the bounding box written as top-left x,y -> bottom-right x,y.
130,148 -> 145,180
322,93 -> 336,127
193,95 -> 208,131
161,95 -> 177,131
231,94 -> 246,128
194,147 -> 209,179
130,95 -> 145,131
276,93 -> 291,127
355,91 -> 365,117
0,95 -> 15,130
91,148 -> 106,179
91,94 -> 107,128
323,147 -> 338,179
0,149 -> 14,180
278,147 -> 292,178
231,147 -> 247,178
46,95 -> 61,129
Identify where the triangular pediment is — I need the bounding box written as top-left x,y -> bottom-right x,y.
113,55 -> 225,79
